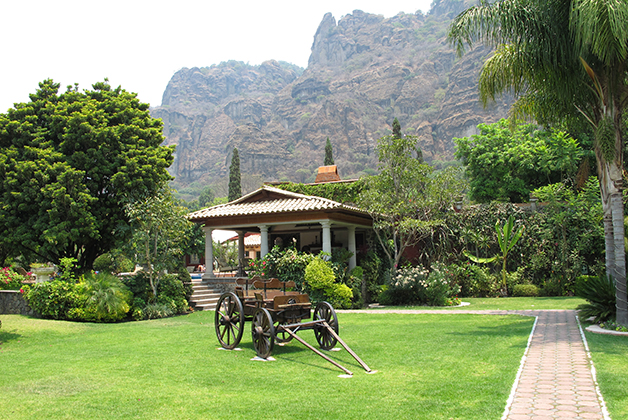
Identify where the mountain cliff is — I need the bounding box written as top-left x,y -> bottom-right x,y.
151,1 -> 512,193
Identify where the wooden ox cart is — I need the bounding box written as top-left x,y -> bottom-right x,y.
214,277 -> 371,375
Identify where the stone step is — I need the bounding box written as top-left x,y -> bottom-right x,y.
194,299 -> 218,306
189,282 -> 221,311
191,293 -> 221,301
194,302 -> 218,311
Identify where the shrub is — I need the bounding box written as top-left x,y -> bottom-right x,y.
576,274 -> 616,323
359,249 -> 386,303
512,284 -> 540,297
121,272 -> 189,318
540,278 -> 563,296
304,257 -> 353,308
0,267 -> 28,290
379,265 -> 461,306
93,252 -> 134,274
81,273 -> 132,322
156,274 -> 189,313
346,266 -> 364,308
447,263 -> 499,297
24,281 -> 83,320
275,248 -> 315,288
425,264 -> 461,306
142,303 -> 175,320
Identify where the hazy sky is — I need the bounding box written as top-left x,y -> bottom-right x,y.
1,0 -> 434,113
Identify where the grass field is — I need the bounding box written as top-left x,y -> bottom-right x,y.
2,297 -> 624,420
376,296 -> 587,311
0,310 -> 533,420
584,330 -> 628,420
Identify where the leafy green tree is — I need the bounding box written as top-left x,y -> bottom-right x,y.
125,190 -> 190,300
358,120 -> 466,269
449,0 -> 628,325
455,120 -> 584,202
198,186 -> 215,208
228,148 -> 242,201
324,137 -> 334,166
0,79 -> 173,271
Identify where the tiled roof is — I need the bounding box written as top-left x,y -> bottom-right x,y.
226,233 -> 261,246
187,186 -> 368,221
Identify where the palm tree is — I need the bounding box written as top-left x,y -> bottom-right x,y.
448,0 -> 628,325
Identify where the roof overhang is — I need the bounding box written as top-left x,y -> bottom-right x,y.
187,186 -> 373,231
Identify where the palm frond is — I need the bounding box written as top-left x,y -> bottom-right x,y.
576,274 -> 616,322
571,0 -> 628,65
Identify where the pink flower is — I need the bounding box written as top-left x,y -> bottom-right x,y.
19,289 -> 24,294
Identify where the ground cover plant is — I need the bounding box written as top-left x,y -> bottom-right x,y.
0,311 -> 533,420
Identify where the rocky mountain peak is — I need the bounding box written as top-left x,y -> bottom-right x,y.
152,2 -> 512,198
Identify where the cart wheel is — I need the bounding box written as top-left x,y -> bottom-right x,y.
252,308 -> 275,358
313,301 -> 338,350
215,292 -> 245,349
273,322 -> 294,344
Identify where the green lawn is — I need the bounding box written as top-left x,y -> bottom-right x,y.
0,311 -> 533,420
377,296 -> 586,311
584,330 -> 628,420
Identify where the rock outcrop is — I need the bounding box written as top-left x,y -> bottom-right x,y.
152,0 -> 512,191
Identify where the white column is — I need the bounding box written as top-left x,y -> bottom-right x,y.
259,225 -> 269,257
237,231 -> 245,275
321,221 -> 332,257
202,226 -> 214,279
348,226 -> 356,270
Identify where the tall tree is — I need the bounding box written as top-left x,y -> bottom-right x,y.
324,137 -> 335,166
228,148 -> 242,202
198,186 -> 215,208
358,121 -> 466,269
455,119 -> 584,202
0,80 -> 173,271
449,0 -> 628,325
126,189 -> 190,300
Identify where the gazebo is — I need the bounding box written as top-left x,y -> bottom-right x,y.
187,185 -> 373,282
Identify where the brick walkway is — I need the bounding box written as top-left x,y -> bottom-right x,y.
341,309 -> 610,419
503,310 -> 609,420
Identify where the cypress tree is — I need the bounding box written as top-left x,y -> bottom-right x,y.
228,148 -> 242,201
392,117 -> 402,139
324,137 -> 335,165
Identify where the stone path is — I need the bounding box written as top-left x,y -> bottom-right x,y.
340,309 -> 610,419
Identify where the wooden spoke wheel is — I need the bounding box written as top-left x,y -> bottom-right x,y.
273,322 -> 294,344
214,292 -> 245,349
252,308 -> 275,359
313,301 -> 338,350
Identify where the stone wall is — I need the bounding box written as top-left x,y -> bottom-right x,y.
0,290 -> 35,316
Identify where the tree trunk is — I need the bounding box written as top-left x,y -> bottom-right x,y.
597,152 -> 627,325
599,163 -> 615,277
611,191 -> 628,325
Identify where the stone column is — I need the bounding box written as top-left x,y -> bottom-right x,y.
259,225 -> 269,257
348,226 -> 356,270
321,221 -> 332,257
202,226 -> 214,279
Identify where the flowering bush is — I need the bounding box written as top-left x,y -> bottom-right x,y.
248,246 -> 315,289
0,267 -> 29,290
379,264 -> 460,306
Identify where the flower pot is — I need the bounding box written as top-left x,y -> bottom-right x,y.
31,267 -> 55,283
